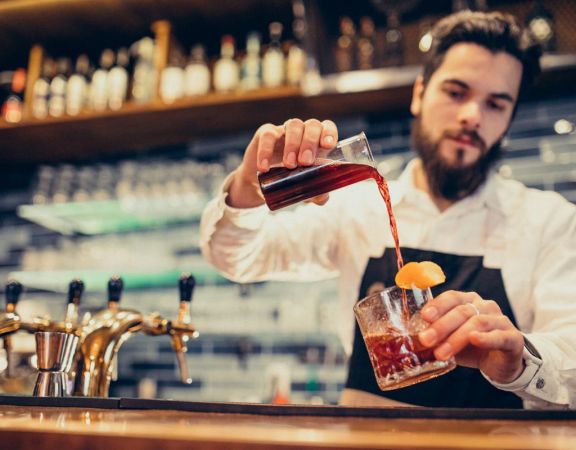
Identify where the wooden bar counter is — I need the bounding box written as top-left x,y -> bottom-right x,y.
0,396 -> 575,450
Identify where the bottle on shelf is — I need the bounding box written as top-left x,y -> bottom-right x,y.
131,37 -> 157,104
48,58 -> 71,117
32,58 -> 56,119
107,47 -> 130,111
262,22 -> 285,88
160,51 -> 186,104
382,10 -> 404,67
357,16 -> 376,70
452,0 -> 487,11
334,16 -> 356,72
286,6 -> 307,86
418,19 -> 434,54
66,54 -> 91,116
184,44 -> 211,96
240,32 -> 262,90
1,68 -> 26,123
526,1 -> 556,52
213,35 -> 240,93
89,49 -> 114,112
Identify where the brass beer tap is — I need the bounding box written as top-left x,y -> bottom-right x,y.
72,276 -> 143,397
170,274 -> 198,384
1,274 -> 200,397
0,280 -> 83,384
136,273 -> 200,385
72,274 -> 199,397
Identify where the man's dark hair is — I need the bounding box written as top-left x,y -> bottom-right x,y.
422,10 -> 542,96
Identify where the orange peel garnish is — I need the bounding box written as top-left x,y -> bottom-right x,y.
395,261 -> 446,289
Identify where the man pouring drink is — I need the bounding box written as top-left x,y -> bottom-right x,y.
200,10 -> 576,409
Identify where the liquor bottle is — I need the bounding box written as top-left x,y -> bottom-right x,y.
1,68 -> 26,123
66,54 -> 91,116
418,20 -> 434,54
357,17 -> 376,70
0,71 -> 11,119
382,10 -> 404,67
89,49 -> 114,111
334,16 -> 356,72
108,47 -> 130,110
48,58 -> 71,117
160,51 -> 185,103
262,22 -> 285,87
526,1 -> 556,52
240,32 -> 262,90
32,57 -> 56,119
452,0 -> 487,11
131,37 -> 157,104
286,5 -> 307,86
184,44 -> 211,96
213,35 -> 240,93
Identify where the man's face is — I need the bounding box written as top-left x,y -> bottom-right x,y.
410,42 -> 523,199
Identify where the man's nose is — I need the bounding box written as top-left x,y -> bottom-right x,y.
458,101 -> 482,130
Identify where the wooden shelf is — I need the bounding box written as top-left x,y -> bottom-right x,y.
0,81 -> 414,164
2,53 -> 576,164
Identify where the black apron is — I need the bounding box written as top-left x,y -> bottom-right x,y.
345,247 -> 523,409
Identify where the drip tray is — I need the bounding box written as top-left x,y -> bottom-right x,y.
0,395 -> 574,420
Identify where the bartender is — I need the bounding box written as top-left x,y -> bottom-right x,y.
200,10 -> 576,409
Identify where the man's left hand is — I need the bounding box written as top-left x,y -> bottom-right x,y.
418,290 -> 525,384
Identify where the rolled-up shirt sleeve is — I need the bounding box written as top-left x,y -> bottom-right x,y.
199,171 -> 343,284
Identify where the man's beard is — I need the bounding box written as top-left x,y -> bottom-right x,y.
411,116 -> 504,201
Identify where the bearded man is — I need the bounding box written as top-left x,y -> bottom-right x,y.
200,11 -> 576,409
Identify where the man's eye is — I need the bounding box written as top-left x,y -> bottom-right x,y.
446,89 -> 464,99
487,100 -> 505,111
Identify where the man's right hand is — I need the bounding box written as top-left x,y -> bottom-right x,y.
227,118 -> 339,208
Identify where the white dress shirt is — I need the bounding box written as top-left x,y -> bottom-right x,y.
200,159 -> 576,409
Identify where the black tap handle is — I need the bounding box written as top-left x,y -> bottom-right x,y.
179,273 -> 196,303
5,279 -> 23,309
67,279 -> 85,305
107,276 -> 124,302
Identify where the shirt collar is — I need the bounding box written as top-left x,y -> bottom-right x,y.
392,158 -> 513,217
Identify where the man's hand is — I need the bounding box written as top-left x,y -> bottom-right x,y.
227,118 -> 339,208
418,290 -> 525,384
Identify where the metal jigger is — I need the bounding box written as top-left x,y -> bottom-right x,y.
33,331 -> 79,397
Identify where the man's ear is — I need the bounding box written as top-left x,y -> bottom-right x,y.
410,75 -> 425,116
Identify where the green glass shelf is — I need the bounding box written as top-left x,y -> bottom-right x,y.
18,196 -> 209,235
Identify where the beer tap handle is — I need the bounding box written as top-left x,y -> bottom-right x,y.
5,279 -> 22,313
178,273 -> 195,322
107,276 -> 123,309
4,279 -> 23,377
5,279 -> 50,333
171,274 -> 197,385
65,279 -> 84,327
